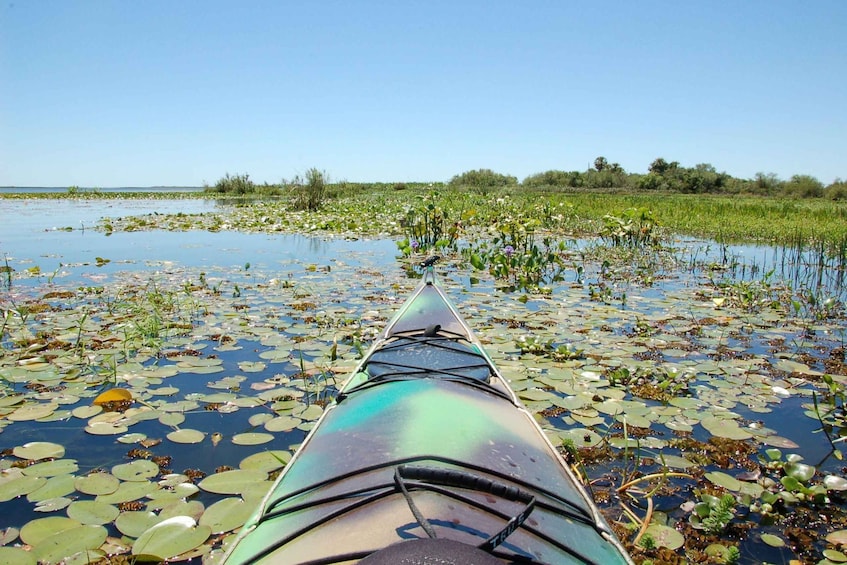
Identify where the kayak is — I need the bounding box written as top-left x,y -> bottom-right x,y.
223,259 -> 633,564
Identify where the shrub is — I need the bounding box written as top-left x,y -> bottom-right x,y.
448,169 -> 517,190
522,170 -> 585,189
825,180 -> 847,201
782,174 -> 824,198
208,173 -> 255,194
289,168 -> 328,211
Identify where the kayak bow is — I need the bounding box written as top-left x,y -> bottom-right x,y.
223,262 -> 632,564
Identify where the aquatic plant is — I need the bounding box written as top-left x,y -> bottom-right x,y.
600,207 -> 659,248
690,493 -> 737,534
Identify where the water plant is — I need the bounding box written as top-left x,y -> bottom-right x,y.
600,207 -> 659,248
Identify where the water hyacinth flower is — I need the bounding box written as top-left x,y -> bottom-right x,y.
503,245 -> 514,257
410,240 -> 419,251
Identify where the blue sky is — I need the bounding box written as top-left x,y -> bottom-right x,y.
2,1 -> 845,187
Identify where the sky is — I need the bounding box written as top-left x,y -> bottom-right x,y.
1,1 -> 845,187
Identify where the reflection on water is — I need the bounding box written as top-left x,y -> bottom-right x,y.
0,199 -> 398,289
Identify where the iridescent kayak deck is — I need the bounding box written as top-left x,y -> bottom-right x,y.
223,268 -> 632,564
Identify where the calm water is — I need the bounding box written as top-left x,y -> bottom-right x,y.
0,197 -> 844,564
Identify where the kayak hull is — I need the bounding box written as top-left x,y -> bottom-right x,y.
223,269 -> 632,564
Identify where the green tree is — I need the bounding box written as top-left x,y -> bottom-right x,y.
449,169 -> 517,189
593,156 -> 609,172
783,174 -> 824,198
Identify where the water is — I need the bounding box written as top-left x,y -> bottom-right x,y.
0,197 -> 844,563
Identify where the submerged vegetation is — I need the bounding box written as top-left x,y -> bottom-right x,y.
1,177 -> 847,563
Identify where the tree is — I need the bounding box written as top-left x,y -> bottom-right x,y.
593,156 -> 608,172
783,174 -> 824,198
648,158 -> 679,175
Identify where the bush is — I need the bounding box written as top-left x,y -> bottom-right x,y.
522,170 -> 585,189
289,168 -> 328,211
207,173 -> 255,194
782,174 -> 824,198
825,180 -> 847,201
449,169 -> 517,190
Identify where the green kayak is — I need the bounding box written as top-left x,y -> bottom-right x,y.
223,260 -> 632,564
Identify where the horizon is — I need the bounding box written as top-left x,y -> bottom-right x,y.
3,2 -> 845,187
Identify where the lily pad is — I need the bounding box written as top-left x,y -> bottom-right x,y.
74,472 -> 120,496
26,474 -> 77,502
0,474 -> 47,502
644,523 -> 685,550
21,459 -> 79,478
7,403 -> 58,421
198,469 -> 267,495
67,500 -> 120,525
93,388 -> 132,405
232,432 -> 274,446
95,480 -> 158,504
115,511 -> 162,538
0,547 -> 36,565
34,497 -> 73,512
19,516 -> 80,546
199,497 -> 254,534
167,428 -> 206,444
132,516 -> 211,560
113,460 -> 160,482
12,442 -> 65,460
761,533 -> 785,547
239,450 -> 291,473
32,524 -> 108,564
705,471 -> 742,492
264,416 -> 301,432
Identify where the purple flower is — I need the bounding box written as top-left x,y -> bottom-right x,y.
504,245 -> 514,257
410,240 -> 419,250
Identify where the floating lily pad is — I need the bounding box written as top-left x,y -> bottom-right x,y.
93,388 -> 132,405
95,480 -> 158,504
113,460 -> 160,482
158,500 -> 205,521
19,516 -> 80,546
761,533 -> 785,547
167,428 -> 206,444
13,442 -> 65,460
74,472 -> 120,496
85,421 -> 129,435
239,450 -> 291,473
644,523 -> 685,550
198,469 -> 267,495
264,416 -> 301,432
159,412 -> 186,427
32,524 -> 108,564
66,500 -> 120,525
117,432 -> 148,444
0,474 -> 47,502
115,511 -> 162,538
232,432 -> 274,446
27,474 -> 77,502
705,471 -> 742,492
34,496 -> 73,512
0,547 -> 36,565
21,459 -> 79,478
132,516 -> 211,561
7,403 -> 58,421
700,417 -> 752,440
199,497 -> 254,534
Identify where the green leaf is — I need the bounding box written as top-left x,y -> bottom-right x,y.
132,516 -> 211,560
199,497 -> 254,534
644,524 -> 685,550
198,469 -> 267,495
12,442 -> 65,460
761,533 -> 785,547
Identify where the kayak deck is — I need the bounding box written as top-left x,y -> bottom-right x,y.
223,267 -> 632,564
